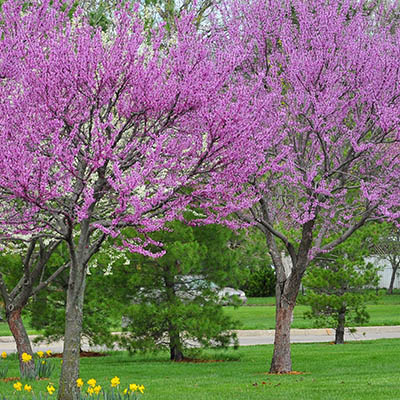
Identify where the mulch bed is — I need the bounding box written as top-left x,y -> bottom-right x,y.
175,358 -> 226,363
267,370 -> 306,375
50,351 -> 108,358
1,377 -> 20,382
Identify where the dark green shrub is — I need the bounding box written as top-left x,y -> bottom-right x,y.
240,265 -> 276,297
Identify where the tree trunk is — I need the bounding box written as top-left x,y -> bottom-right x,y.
57,270 -> 86,400
7,307 -> 35,377
170,343 -> 184,362
335,308 -> 346,344
387,266 -> 398,294
269,288 -> 295,373
169,327 -> 184,361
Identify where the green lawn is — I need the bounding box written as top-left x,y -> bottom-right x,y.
226,293 -> 400,330
0,340 -> 399,399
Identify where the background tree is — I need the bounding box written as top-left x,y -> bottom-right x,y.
111,222 -> 242,361
218,0 -> 400,372
0,241 -> 67,376
300,225 -> 381,344
368,223 -> 400,294
0,2 -> 259,398
27,259 -> 117,349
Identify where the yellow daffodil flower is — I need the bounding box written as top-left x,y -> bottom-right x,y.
21,352 -> 32,363
24,384 -> 32,392
87,386 -> 95,395
130,383 -> 138,391
47,385 -> 56,395
110,376 -> 120,387
1,352 -> 6,359
46,350 -> 52,356
76,378 -> 84,388
87,378 -> 96,387
138,385 -> 145,394
42,360 -> 46,364
37,351 -> 44,358
123,388 -> 128,395
94,385 -> 102,394
13,382 -> 22,391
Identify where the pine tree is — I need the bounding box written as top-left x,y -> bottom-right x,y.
300,226 -> 381,344
114,221 -> 242,361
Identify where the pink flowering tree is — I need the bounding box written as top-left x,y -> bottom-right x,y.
220,0 -> 400,373
0,1 -> 262,398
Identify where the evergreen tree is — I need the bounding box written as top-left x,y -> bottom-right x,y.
114,221 -> 242,361
300,225 -> 381,344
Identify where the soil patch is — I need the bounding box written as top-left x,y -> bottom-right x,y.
267,371 -> 306,375
175,358 -> 227,363
1,377 -> 20,382
50,351 -> 107,358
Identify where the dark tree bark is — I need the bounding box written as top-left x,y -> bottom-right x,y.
169,329 -> 184,361
7,307 -> 35,377
335,308 -> 346,344
270,292 -> 294,373
387,268 -> 397,294
387,259 -> 399,294
164,266 -> 185,362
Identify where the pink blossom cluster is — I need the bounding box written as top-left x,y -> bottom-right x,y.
0,0 -> 266,254
223,0 -> 400,251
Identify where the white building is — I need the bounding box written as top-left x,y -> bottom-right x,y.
365,256 -> 400,289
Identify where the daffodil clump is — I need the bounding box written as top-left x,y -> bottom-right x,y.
0,352 -> 8,378
18,351 -> 55,380
10,380 -> 56,398
77,376 -> 145,399
34,351 -> 55,379
0,353 -> 145,399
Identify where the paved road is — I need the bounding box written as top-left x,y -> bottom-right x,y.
1,326 -> 400,354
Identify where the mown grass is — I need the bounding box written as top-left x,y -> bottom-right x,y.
226,292 -> 400,330
0,340 -> 399,399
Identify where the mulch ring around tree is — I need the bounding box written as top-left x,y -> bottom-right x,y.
174,358 -> 229,363
267,371 -> 307,375
1,377 -> 20,382
50,351 -> 108,358
1,377 -> 51,382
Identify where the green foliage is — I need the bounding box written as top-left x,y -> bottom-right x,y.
114,221 -> 242,358
300,263 -> 379,328
79,388 -> 143,399
0,361 -> 7,379
240,265 -> 275,297
235,229 -> 276,297
26,244 -> 116,348
299,224 -> 381,333
34,358 -> 55,379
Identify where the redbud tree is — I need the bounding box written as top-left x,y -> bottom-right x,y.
0,1 -> 262,398
220,0 -> 400,372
